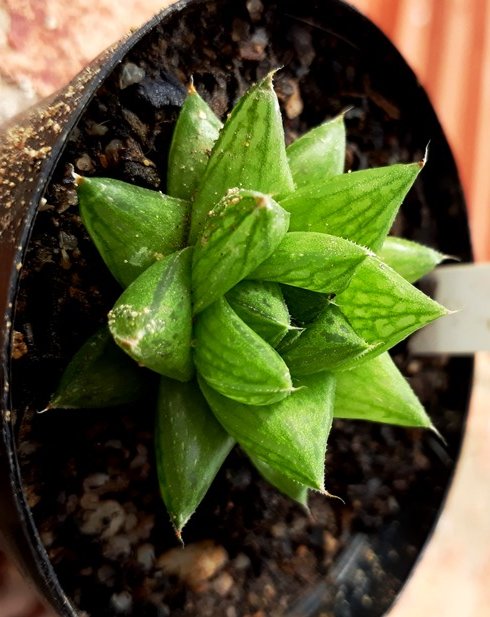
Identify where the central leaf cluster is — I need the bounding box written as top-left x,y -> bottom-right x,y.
52,73 -> 447,534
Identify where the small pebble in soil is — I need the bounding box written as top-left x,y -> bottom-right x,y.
137,543 -> 156,571
83,472 -> 110,493
233,553 -> 251,571
246,0 -> 263,21
80,492 -> 99,510
239,28 -> 268,62
119,63 -> 146,90
157,541 -> 228,590
103,534 -> 132,560
80,499 -> 125,538
111,590 -> 133,614
212,571 -> 234,597
85,119 -> 109,136
97,564 -> 116,587
105,139 -> 125,166
75,154 -> 95,173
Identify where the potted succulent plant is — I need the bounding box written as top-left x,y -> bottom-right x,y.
0,1 -> 472,616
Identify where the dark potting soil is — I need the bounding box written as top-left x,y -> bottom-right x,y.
11,1 -> 472,616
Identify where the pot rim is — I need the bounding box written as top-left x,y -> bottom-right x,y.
0,2 -> 193,613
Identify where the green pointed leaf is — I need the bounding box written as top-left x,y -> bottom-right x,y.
199,371 -> 335,490
77,176 -> 190,287
49,326 -> 148,409
249,232 -> 368,294
155,378 -> 235,534
281,162 -> 423,251
282,304 -> 372,375
167,85 -> 222,201
194,297 -> 293,405
336,256 -> 448,356
247,452 -> 309,507
189,72 -> 294,243
226,280 -> 291,347
379,236 -> 446,283
334,352 -> 432,428
192,189 -> 289,313
281,285 -> 331,325
286,113 -> 346,188
108,248 -> 193,381
276,327 -> 304,353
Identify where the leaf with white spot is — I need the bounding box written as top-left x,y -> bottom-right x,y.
108,248 -> 193,381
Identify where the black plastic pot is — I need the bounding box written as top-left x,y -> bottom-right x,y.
0,1 -> 473,616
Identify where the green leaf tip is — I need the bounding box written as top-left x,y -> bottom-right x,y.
155,378 -> 234,534
167,83 -> 222,201
336,256 -> 448,358
49,326 -> 148,409
286,112 -> 346,189
282,162 -> 422,251
378,236 -> 447,283
199,371 -> 335,491
77,176 -> 190,287
189,70 -> 293,243
335,352 -> 433,428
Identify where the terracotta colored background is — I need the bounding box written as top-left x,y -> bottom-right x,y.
353,0 -> 490,262
0,1 -> 489,616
